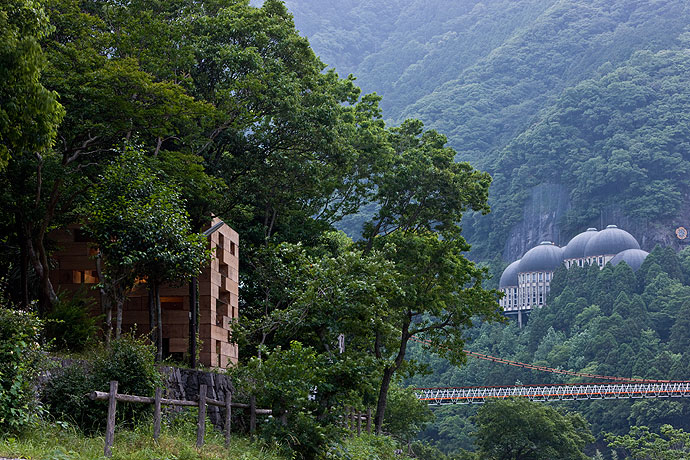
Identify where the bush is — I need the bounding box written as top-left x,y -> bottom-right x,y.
44,334 -> 161,433
320,433 -> 401,460
42,362 -> 97,430
45,289 -> 99,352
0,307 -> 43,434
383,384 -> 433,443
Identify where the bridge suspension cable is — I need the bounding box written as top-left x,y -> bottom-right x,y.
409,336 -> 683,384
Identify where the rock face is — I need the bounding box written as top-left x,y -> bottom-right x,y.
162,366 -> 235,430
503,183 -> 570,261
502,184 -> 690,262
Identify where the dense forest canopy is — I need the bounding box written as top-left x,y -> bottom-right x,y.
0,1 -> 503,458
408,246 -> 690,454
274,0 -> 690,456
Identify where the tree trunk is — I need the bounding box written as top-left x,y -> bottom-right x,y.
115,296 -> 123,339
189,277 -> 198,368
148,287 -> 155,344
374,322 -> 411,434
374,365 -> 395,434
28,237 -> 58,316
104,297 -> 112,346
155,282 -> 163,363
95,254 -> 112,345
18,221 -> 29,309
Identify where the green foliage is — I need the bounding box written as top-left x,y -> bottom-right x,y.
86,147 -> 209,287
484,47 -> 690,257
382,385 -> 433,443
284,0 -> 690,264
409,441 -> 454,460
0,0 -> 64,168
410,245 -> 690,454
474,398 -> 594,460
43,335 -> 161,433
320,433 -> 401,460
45,289 -> 98,352
606,425 -> 690,460
0,307 -> 44,433
0,418 -> 285,460
41,362 -> 96,430
231,341 -> 332,460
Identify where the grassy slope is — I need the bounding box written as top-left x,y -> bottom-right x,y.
0,421 -> 284,460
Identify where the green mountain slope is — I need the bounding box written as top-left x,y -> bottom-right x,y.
403,0 -> 690,167
279,0 -> 557,122
278,0 -> 690,258
470,46 -> 690,260
407,246 -> 690,452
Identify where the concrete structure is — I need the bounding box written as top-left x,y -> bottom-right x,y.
49,218 -> 239,368
499,225 -> 647,325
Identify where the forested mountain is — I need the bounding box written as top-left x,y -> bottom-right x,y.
275,0 -> 690,259
266,1 -> 690,455
275,0 -> 557,123
407,246 -> 690,453
472,46 -> 690,260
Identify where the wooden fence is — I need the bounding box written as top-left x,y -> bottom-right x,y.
88,380 -> 271,457
342,406 -> 372,435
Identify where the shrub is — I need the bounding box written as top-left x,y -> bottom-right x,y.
42,362 -> 98,430
0,307 -> 43,433
44,334 -> 161,432
45,289 -> 99,352
320,433 -> 400,460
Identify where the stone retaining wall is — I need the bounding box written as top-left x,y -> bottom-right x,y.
161,366 -> 235,429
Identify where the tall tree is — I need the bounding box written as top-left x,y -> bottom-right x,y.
360,119 -> 501,432
0,0 -> 63,169
606,425 -> 690,460
0,0 -> 64,310
86,148 -> 208,358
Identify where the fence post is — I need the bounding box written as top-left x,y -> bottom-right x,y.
104,380 -> 118,457
197,384 -> 207,448
153,387 -> 162,441
224,392 -> 232,448
249,395 -> 257,435
366,407 -> 372,434
357,410 -> 362,436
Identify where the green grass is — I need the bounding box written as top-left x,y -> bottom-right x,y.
0,417 -> 285,460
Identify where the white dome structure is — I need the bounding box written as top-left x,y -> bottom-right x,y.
563,228 -> 598,268
499,260 -> 520,312
610,249 -> 649,272
499,225 -> 644,327
584,225 -> 640,268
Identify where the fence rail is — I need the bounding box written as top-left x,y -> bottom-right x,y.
340,407 -> 372,435
415,382 -> 690,405
88,380 -> 271,457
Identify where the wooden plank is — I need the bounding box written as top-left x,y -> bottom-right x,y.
153,387 -> 162,441
88,388 -> 270,414
104,381 -> 118,458
249,395 -> 256,434
224,393 -> 232,448
90,391 -> 196,407
197,384 -> 207,448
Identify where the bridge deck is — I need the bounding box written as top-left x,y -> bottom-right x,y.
415,382 -> 690,405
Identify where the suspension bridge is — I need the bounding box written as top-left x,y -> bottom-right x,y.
409,337 -> 690,404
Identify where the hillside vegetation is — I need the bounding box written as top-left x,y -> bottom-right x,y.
281,0 -> 690,257
407,246 -> 690,453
